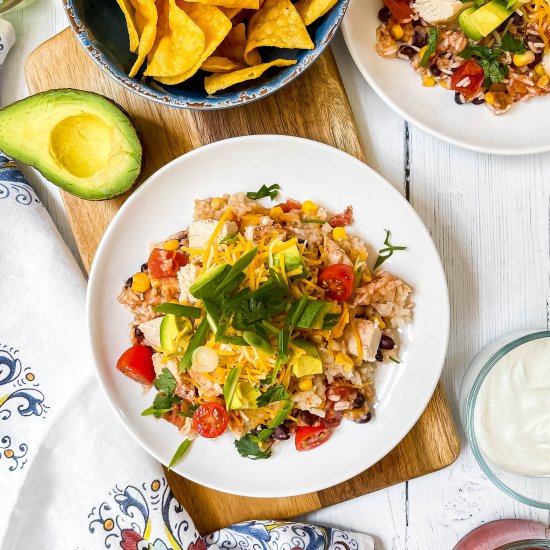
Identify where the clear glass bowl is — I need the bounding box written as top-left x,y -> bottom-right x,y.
459,330 -> 550,509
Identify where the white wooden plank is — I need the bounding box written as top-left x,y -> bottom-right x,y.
405,126 -> 550,547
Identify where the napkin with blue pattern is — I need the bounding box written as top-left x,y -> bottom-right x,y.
0,154 -> 373,550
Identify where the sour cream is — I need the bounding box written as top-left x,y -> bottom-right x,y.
474,338 -> 550,477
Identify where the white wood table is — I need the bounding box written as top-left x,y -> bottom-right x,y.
2,1 -> 549,547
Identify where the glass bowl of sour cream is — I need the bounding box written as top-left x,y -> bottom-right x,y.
460,331 -> 550,509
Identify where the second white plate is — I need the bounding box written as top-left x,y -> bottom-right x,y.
342,0 -> 550,155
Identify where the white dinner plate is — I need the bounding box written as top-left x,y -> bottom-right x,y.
342,1 -> 550,155
87,135 -> 449,497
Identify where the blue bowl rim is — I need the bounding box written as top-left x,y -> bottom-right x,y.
62,0 -> 350,110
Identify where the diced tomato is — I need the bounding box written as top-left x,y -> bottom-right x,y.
383,0 -> 413,22
329,205 -> 353,227
295,426 -> 331,451
192,402 -> 228,438
451,60 -> 485,99
318,263 -> 355,301
277,199 -> 302,213
147,248 -> 188,279
116,345 -> 155,385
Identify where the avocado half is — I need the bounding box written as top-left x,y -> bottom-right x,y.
0,89 -> 144,200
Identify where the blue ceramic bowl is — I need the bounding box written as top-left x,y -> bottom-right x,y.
63,0 -> 349,109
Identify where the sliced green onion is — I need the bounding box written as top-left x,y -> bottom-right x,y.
192,346 -> 218,372
168,439 -> 193,469
223,367 -> 242,410
154,303 -> 202,318
217,247 -> 258,293
180,317 -> 209,371
268,399 -> 294,428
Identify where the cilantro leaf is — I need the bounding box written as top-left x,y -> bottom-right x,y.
374,229 -> 407,269
256,384 -> 289,407
168,439 -> 192,469
501,32 -> 526,54
177,403 -> 200,418
153,392 -> 181,412
246,184 -> 280,201
154,368 -> 177,394
234,434 -> 272,460
421,27 -> 438,68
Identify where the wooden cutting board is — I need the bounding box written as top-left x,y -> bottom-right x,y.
25,28 -> 460,534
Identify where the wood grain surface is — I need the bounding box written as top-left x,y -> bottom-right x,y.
25,28 -> 459,534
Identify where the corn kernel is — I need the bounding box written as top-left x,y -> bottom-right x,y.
302,200 -> 318,214
333,227 -> 347,240
211,197 -> 225,209
164,239 -> 180,251
298,377 -> 313,391
535,64 -> 546,76
484,92 -> 495,106
131,272 -> 151,293
422,75 -> 436,87
537,75 -> 549,88
419,45 -> 428,60
335,352 -> 355,372
269,206 -> 283,217
439,80 -> 447,89
513,51 -> 535,67
390,24 -> 404,40
151,279 -> 161,289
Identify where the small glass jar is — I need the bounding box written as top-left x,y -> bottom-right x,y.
459,330 -> 550,509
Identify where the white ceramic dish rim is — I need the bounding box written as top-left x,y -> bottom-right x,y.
86,135 -> 450,497
341,6 -> 550,156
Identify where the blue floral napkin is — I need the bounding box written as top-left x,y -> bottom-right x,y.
0,154 -> 373,550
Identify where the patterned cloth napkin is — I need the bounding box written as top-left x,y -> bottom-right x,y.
0,154 -> 373,550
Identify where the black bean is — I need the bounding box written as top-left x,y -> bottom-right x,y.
134,327 -> 144,339
429,64 -> 442,77
454,92 -> 465,105
353,393 -> 366,408
399,45 -> 417,59
125,277 -> 133,289
513,12 -> 523,26
141,263 -> 148,272
355,411 -> 373,424
472,97 -> 485,105
379,335 -> 395,350
529,52 -> 543,68
272,424 -> 290,440
413,29 -> 428,48
375,350 -> 384,362
300,410 -> 318,426
378,5 -> 391,22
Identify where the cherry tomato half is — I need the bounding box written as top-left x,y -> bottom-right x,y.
116,345 -> 155,385
147,248 -> 188,279
318,263 -> 355,301
192,403 -> 229,438
451,60 -> 485,99
383,0 -> 413,22
295,426 -> 331,451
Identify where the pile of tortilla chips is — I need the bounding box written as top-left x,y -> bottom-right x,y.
115,0 -> 339,95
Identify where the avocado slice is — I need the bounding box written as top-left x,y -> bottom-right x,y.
295,300 -> 332,330
160,314 -> 192,354
292,339 -> 323,378
0,89 -> 143,200
460,0 -> 512,39
270,240 -> 307,277
189,264 -> 230,299
228,381 -> 261,410
459,7 -> 483,40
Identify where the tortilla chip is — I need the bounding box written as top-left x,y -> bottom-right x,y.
204,58 -> 296,94
115,0 -> 140,52
185,0 -> 259,8
218,7 -> 242,18
215,23 -> 261,66
129,0 -> 158,77
244,0 -> 314,65
144,0 -> 205,77
157,2 -> 232,85
295,0 -> 338,25
202,55 -> 245,73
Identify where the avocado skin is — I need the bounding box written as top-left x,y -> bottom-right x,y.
0,89 -> 144,201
